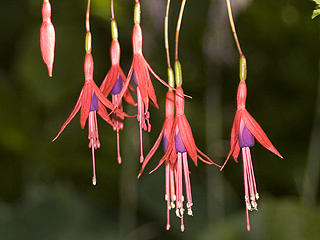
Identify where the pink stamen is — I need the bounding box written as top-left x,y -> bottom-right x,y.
116,129 -> 122,164
91,140 -> 97,186
165,160 -> 177,231
180,217 -> 185,232
242,146 -> 259,231
88,111 -> 100,185
136,87 -> 151,163
175,153 -> 186,219
170,164 -> 176,208
112,94 -> 124,164
165,161 -> 171,230
182,152 -> 193,216
137,87 -> 144,162
246,208 -> 251,232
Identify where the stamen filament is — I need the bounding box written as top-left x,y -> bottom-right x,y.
137,87 -> 145,163
165,161 -> 171,230
182,152 -> 193,216
176,153 -> 183,217
91,139 -> 97,185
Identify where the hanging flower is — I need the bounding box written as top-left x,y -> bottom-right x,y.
53,36 -> 129,185
40,0 -> 55,77
221,80 -> 283,230
100,19 -> 135,164
222,80 -> 283,165
113,1 -> 175,163
139,84 -> 220,231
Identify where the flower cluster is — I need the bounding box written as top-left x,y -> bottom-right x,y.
138,63 -> 221,231
40,0 -> 282,233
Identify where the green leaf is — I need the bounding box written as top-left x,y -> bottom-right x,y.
312,7 -> 320,19
312,0 -> 320,19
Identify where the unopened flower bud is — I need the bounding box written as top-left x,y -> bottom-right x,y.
40,0 -> 55,77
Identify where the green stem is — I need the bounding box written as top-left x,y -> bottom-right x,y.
225,0 -> 243,56
175,0 -> 186,61
165,0 -> 172,69
86,0 -> 91,33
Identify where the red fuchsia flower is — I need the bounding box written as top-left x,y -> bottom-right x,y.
100,20 -> 135,164
114,1 -> 175,163
40,0 -> 55,77
53,33 -> 129,185
139,78 -> 220,231
164,85 -> 219,231
221,80 -> 283,231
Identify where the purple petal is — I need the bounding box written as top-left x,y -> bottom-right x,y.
133,71 -> 138,86
111,74 -> 123,95
175,131 -> 187,153
90,92 -> 99,111
163,134 -> 168,152
238,121 -> 255,148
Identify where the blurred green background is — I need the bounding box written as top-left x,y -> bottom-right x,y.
0,0 -> 320,239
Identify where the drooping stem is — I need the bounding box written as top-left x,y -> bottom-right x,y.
165,0 -> 172,69
175,0 -> 186,61
86,0 -> 91,33
226,0 -> 243,56
111,0 -> 115,20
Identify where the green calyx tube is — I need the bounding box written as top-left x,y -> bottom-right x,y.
134,2 -> 141,25
111,19 -> 118,40
175,61 -> 183,87
239,55 -> 247,82
85,32 -> 92,53
167,67 -> 175,89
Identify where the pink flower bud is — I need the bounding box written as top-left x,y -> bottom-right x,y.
40,0 -> 55,77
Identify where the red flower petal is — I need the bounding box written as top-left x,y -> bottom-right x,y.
100,66 -> 118,96
138,124 -> 165,178
176,115 -> 198,165
133,55 -> 150,111
80,82 -> 92,128
97,101 -> 114,127
221,111 -> 240,170
52,90 -> 82,141
119,67 -> 136,106
242,110 -> 283,159
149,121 -> 177,174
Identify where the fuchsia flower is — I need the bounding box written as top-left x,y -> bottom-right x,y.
40,0 -> 55,77
53,44 -> 129,185
221,80 -> 283,231
139,85 -> 220,232
100,37 -> 135,164
115,1 -> 175,163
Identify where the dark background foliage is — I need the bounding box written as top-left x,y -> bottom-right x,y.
0,0 -> 320,239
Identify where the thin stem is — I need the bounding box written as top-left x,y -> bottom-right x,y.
86,0 -> 91,33
111,0 -> 115,20
226,0 -> 243,56
165,0 -> 172,69
175,0 -> 186,61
